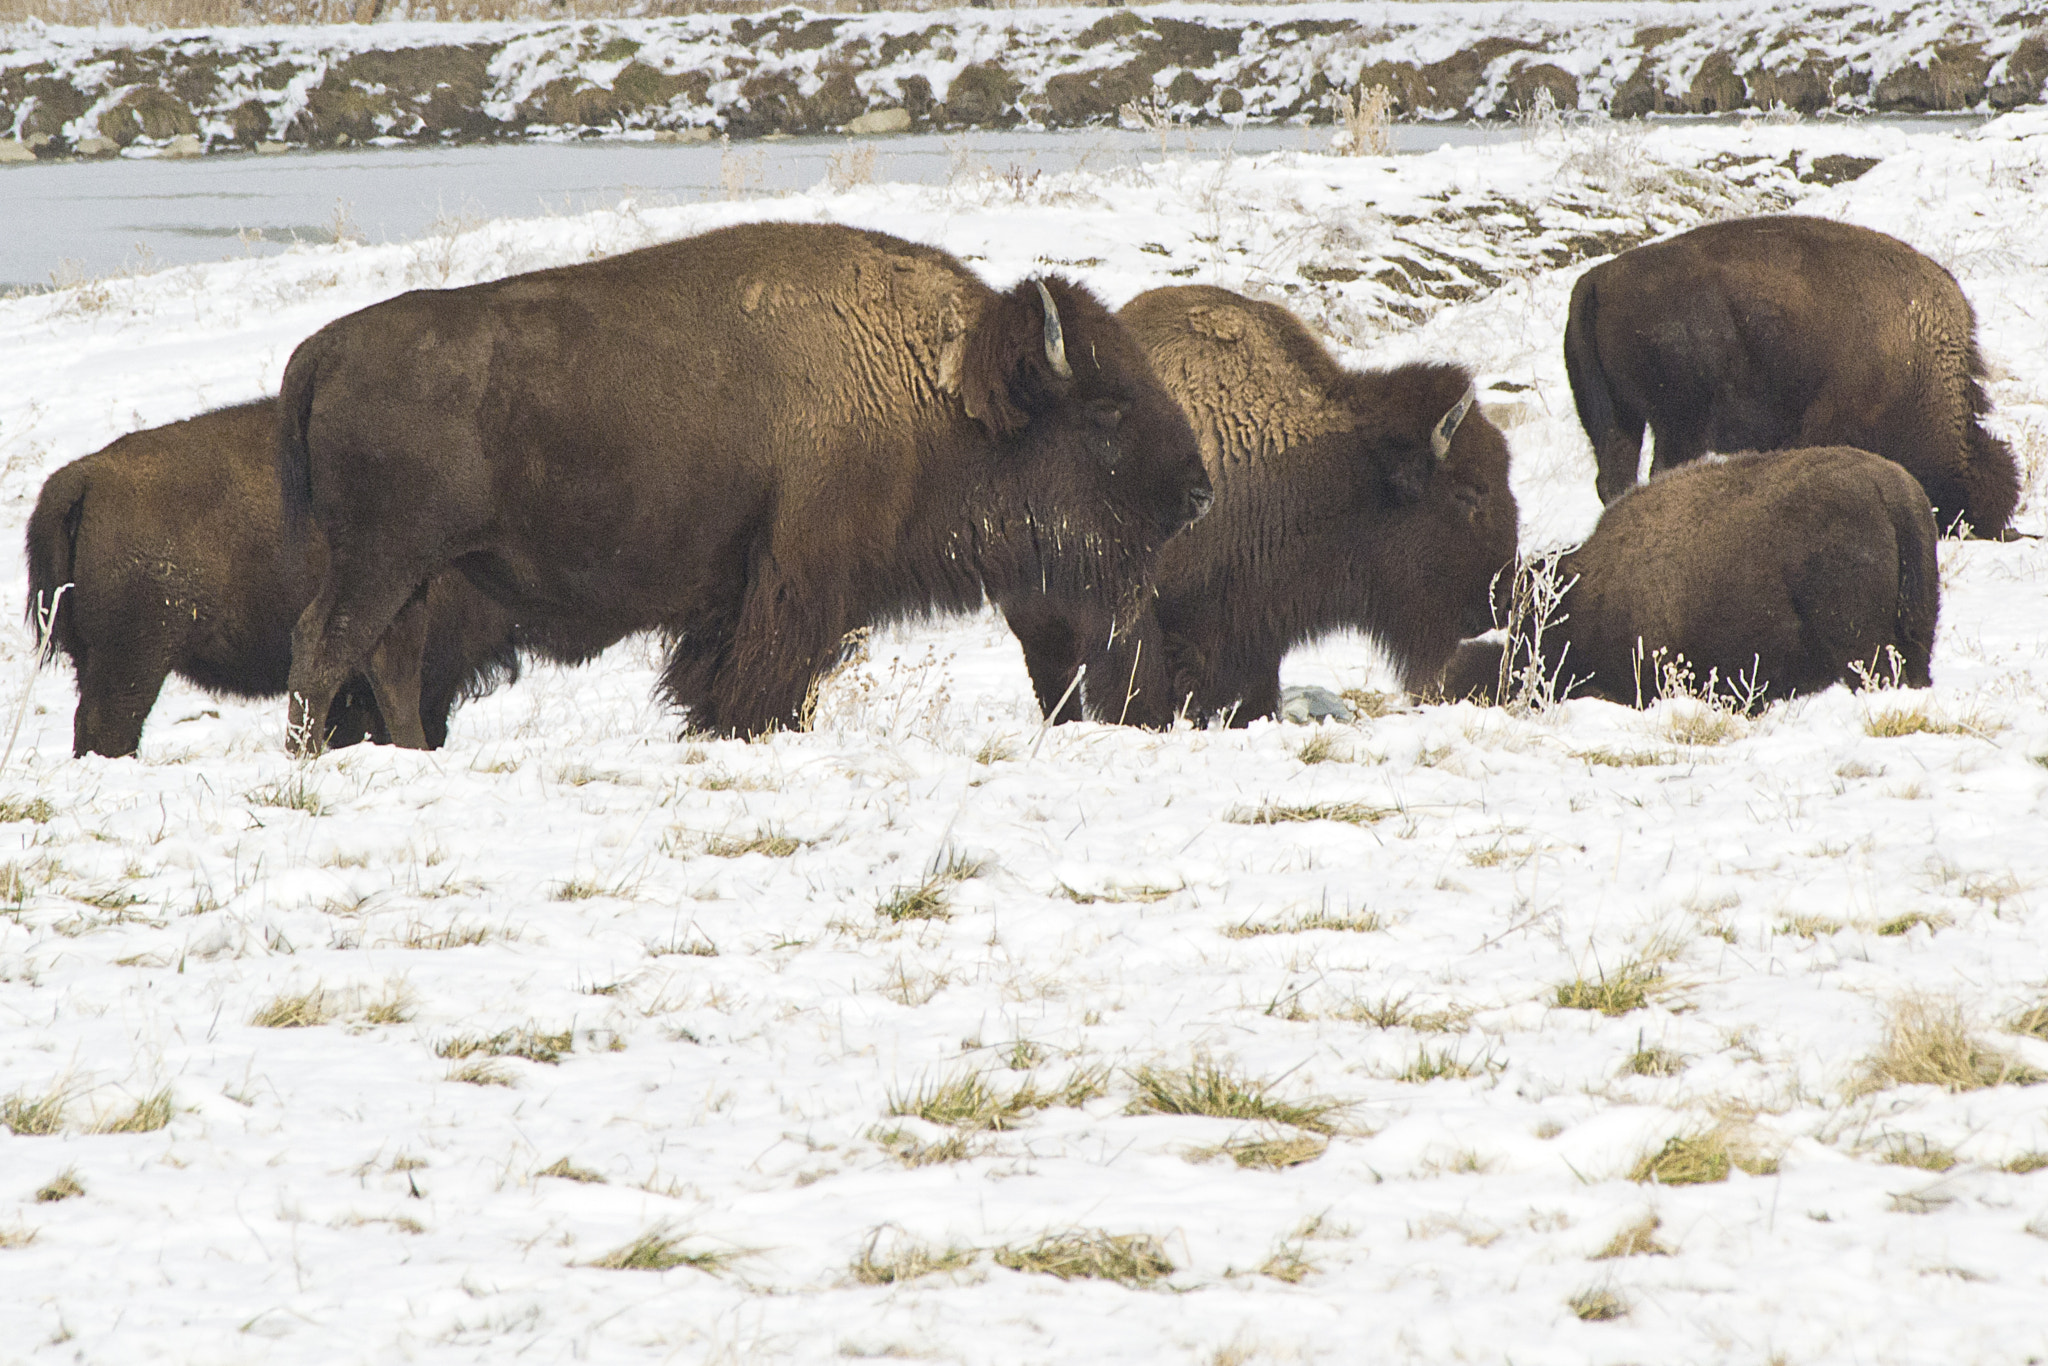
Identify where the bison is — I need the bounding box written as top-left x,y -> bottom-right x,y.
26,400 -> 520,758
277,222 -> 1210,749
1006,284 -> 1517,727
1440,446 -> 1939,708
1565,215 -> 2020,537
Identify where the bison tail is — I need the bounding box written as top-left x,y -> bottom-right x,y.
1955,339 -> 2021,537
277,332 -> 324,533
1563,271 -> 1618,453
24,459 -> 88,666
1888,474 -> 1941,689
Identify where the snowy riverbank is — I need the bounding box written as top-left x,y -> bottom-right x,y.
1,0 -> 2044,159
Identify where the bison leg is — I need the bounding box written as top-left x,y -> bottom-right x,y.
72,653 -> 171,759
998,598 -> 1088,725
364,597 -> 432,750
286,570 -> 435,756
1592,405 -> 1649,505
324,681 -> 385,749
691,564 -> 845,737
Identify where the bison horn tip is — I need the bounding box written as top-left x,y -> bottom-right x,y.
1432,382 -> 1477,459
1035,280 -> 1073,380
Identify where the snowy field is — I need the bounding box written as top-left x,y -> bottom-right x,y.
3,112 -> 2048,1364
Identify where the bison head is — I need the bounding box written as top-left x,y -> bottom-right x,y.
960,276 -> 1211,605
1338,363 -> 1518,688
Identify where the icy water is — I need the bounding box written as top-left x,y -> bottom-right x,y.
0,115 -> 1985,291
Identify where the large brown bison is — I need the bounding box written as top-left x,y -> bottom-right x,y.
1006,284 -> 1516,727
278,222 -> 1210,748
1565,216 -> 2020,537
1441,446 -> 1939,707
26,401 -> 521,758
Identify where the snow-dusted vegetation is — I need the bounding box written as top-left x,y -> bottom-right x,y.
2,109 -> 2047,1362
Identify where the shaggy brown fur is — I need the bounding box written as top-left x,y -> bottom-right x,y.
26,401 -> 519,758
1566,215 -> 2020,537
1022,285 -> 1516,726
1441,446 -> 1939,707
278,222 -> 1208,747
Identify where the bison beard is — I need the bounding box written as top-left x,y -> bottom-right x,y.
1441,446 -> 1940,707
278,222 -> 1208,749
1026,285 -> 1517,728
1564,215 -> 2020,538
24,400 -> 519,758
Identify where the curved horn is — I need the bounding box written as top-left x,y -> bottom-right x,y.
1034,280 -> 1073,380
1431,382 -> 1477,459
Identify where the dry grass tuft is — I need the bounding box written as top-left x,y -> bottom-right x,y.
1568,1286 -> 1630,1321
1257,1238 -> 1317,1283
1058,881 -> 1180,905
1874,909 -> 1949,937
537,1157 -> 607,1184
1190,1131 -> 1328,1170
1572,748 -> 1672,767
1330,83 -> 1394,156
870,1125 -> 978,1167
1222,907 -> 1383,938
700,828 -> 804,859
1863,703 -> 1993,738
1630,1126 -> 1777,1185
34,1169 -> 84,1203
1593,1213 -> 1670,1259
0,796 -> 54,824
1331,993 -> 1473,1032
849,1229 -> 979,1285
1,1086 -> 69,1136
437,1027 -> 572,1066
0,1221 -> 36,1248
250,986 -> 335,1028
992,1230 -> 1174,1287
1858,996 -> 2044,1094
1876,1135 -> 1959,1172
974,734 -> 1020,765
389,919 -> 496,950
361,983 -> 415,1025
1554,957 -> 1665,1016
93,1087 -> 173,1135
1624,1040 -> 1687,1077
1127,1057 -> 1343,1133
2004,1151 -> 2048,1175
1228,801 -> 1394,826
1393,1046 -> 1500,1083
1292,731 -> 1348,765
876,849 -> 987,924
589,1225 -> 736,1274
446,1059 -> 518,1088
887,1070 -> 1030,1132
1777,913 -> 1845,938
2011,1002 -> 2048,1042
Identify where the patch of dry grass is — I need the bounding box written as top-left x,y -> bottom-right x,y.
1863,703 -> 1998,738
876,850 -> 987,924
588,1225 -> 737,1274
1221,907 -> 1384,938
1554,956 -> 1666,1016
437,1027 -> 572,1066
1188,1131 -> 1328,1170
885,1064 -> 1105,1133
2011,1001 -> 2048,1041
1876,1135 -> 1959,1172
1126,1057 -> 1343,1133
1292,731 -> 1349,764
0,796 -> 56,824
849,1229 -> 979,1285
361,982 -> 415,1025
2004,1151 -> 2048,1175
698,828 -> 804,859
249,986 -> 335,1028
1572,748 -> 1672,768
1630,1126 -> 1778,1185
1777,913 -> 1845,938
446,1059 -> 518,1088
1059,882 -> 1181,905
1227,800 -> 1394,826
1568,1286 -> 1630,1321
0,1221 -> 36,1248
386,919 -> 496,950
93,1087 -> 172,1135
992,1230 -> 1174,1287
1592,1213 -> 1670,1259
1857,996 -> 2044,1095
1330,994 -> 1473,1032
1624,1043 -> 1687,1077
1874,909 -> 1950,937
1,1086 -> 69,1136
34,1169 -> 84,1203
537,1157 -> 607,1184
1392,1046 -> 1500,1083
870,1126 -> 978,1167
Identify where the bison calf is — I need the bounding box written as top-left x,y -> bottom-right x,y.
1026,285 -> 1516,726
1441,446 -> 1939,708
1565,215 -> 2020,537
26,401 -> 519,758
279,222 -> 1209,748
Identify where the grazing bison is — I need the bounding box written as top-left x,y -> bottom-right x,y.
1014,284 -> 1516,726
278,222 -> 1209,748
1440,446 -> 1939,708
26,401 -> 520,758
1565,215 -> 2020,537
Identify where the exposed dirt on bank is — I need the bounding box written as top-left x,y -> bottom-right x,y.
1,0 -> 2042,159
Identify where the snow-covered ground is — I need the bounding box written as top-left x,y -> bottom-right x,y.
3,112 -> 2048,1364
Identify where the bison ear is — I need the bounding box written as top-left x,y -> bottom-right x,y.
958,279 -> 1076,438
